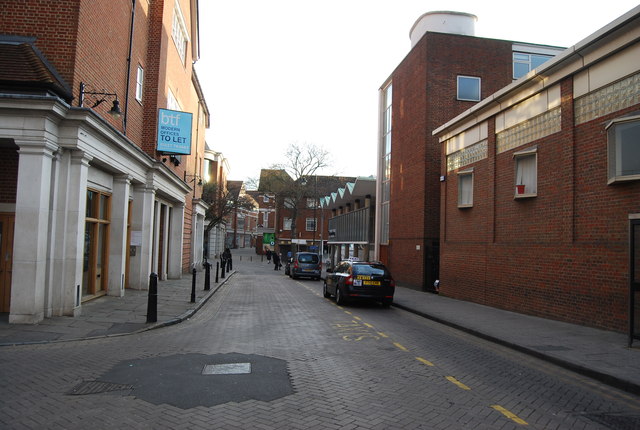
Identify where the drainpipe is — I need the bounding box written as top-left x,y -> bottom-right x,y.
123,0 -> 136,134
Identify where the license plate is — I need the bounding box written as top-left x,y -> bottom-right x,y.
363,281 -> 381,286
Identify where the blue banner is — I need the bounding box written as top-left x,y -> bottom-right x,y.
156,108 -> 193,155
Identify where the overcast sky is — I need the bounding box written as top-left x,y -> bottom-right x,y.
196,1 -> 639,184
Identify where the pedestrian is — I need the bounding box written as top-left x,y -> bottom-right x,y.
266,248 -> 272,264
223,247 -> 232,271
272,251 -> 280,271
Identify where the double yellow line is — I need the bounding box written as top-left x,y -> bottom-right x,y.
341,310 -> 529,426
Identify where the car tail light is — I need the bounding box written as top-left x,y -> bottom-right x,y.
345,275 -> 353,286
389,278 -> 396,287
294,261 -> 299,269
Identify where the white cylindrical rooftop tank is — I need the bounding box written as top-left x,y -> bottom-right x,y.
410,11 -> 477,47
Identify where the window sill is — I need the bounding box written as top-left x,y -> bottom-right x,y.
514,193 -> 537,199
608,174 -> 640,185
458,204 -> 473,209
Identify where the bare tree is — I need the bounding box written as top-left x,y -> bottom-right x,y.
201,181 -> 256,240
263,143 -> 330,255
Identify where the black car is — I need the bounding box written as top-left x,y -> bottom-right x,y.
287,252 -> 322,280
323,260 -> 395,306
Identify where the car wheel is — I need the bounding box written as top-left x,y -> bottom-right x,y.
323,281 -> 331,298
336,287 -> 347,306
381,299 -> 393,308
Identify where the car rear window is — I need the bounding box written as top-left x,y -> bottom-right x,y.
353,264 -> 389,277
298,254 -> 319,264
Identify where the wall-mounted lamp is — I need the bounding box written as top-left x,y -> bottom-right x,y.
78,82 -> 122,118
184,173 -> 203,186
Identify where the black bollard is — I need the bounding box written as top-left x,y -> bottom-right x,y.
221,259 -> 226,278
191,268 -> 196,303
204,261 -> 211,291
215,261 -> 219,283
147,273 -> 158,323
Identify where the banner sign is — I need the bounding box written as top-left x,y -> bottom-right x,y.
156,108 -> 193,155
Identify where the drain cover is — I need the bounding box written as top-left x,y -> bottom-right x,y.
203,362 -> 251,375
68,380 -> 133,395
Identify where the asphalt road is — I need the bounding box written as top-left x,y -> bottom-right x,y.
1,261 -> 639,429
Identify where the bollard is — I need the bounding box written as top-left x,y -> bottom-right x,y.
204,261 -> 211,291
221,259 -> 226,278
147,273 -> 158,323
215,261 -> 219,283
191,268 -> 196,303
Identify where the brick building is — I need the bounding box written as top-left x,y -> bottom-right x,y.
434,6 -> 640,333
375,11 -> 564,291
258,169 -> 355,260
0,0 -> 209,323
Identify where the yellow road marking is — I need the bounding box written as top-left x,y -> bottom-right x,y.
415,357 -> 434,366
393,342 -> 408,351
363,323 -> 374,328
445,376 -> 471,390
377,332 -> 388,338
352,316 -> 361,321
491,405 -> 528,425
344,311 -> 352,315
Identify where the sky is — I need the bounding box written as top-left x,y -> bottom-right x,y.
196,1 -> 640,184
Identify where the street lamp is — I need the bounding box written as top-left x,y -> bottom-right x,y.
78,82 -> 122,118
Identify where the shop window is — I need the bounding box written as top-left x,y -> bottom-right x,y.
457,168 -> 473,208
607,115 -> 640,184
83,189 -> 111,300
514,147 -> 537,198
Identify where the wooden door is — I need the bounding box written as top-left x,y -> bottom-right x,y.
0,213 -> 15,312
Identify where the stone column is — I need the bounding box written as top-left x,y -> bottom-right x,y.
128,185 -> 155,290
60,151 -> 92,315
168,203 -> 185,278
10,139 -> 58,323
108,175 -> 131,297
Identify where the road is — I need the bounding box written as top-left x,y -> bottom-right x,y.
1,260 -> 639,429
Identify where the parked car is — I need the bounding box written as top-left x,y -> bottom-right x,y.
323,260 -> 395,307
287,252 -> 322,280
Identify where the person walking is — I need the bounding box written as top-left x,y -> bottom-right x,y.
266,248 -> 272,264
223,247 -> 232,271
272,251 -> 280,271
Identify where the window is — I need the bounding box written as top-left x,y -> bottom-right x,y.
172,1 -> 189,64
263,195 -> 270,203
457,76 -> 481,101
457,169 -> 473,208
607,116 -> 640,183
513,52 -> 553,79
306,218 -> 317,231
283,218 -> 292,230
135,65 -> 144,102
284,197 -> 294,208
306,198 -> 318,208
261,212 -> 268,226
514,147 -> 537,197
83,190 -> 111,299
380,83 -> 392,244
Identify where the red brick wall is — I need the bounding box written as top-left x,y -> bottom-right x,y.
388,32 -> 513,290
440,77 -> 640,332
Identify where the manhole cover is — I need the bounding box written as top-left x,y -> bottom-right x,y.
203,363 -> 251,375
